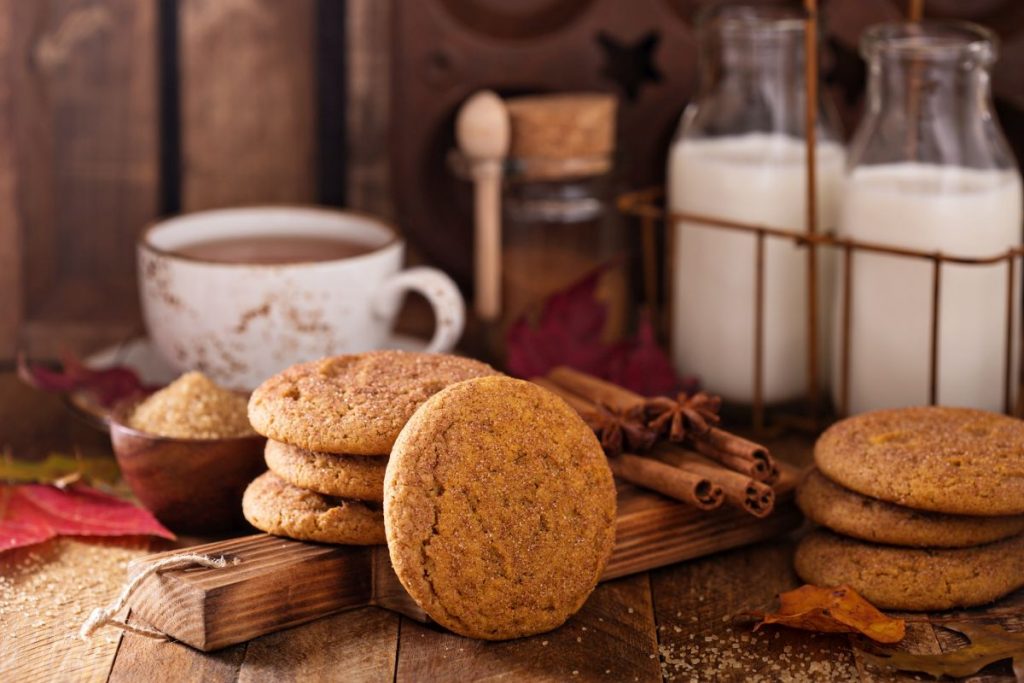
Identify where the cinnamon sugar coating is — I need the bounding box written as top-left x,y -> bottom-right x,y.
242,471 -> 385,545
797,468 -> 1024,547
247,351 -> 498,455
795,529 -> 1024,610
264,439 -> 386,502
815,407 -> 1024,516
385,376 -> 617,640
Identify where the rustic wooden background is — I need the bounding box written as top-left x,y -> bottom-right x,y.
2,0 -> 1023,361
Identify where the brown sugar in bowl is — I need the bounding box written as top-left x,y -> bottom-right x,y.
109,401 -> 266,534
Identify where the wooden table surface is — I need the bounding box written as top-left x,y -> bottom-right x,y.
2,373 -> 1022,682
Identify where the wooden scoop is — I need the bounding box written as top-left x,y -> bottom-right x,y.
455,90 -> 509,322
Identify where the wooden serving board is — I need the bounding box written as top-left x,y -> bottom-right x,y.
126,465 -> 801,651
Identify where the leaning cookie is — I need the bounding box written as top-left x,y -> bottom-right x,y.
242,471 -> 385,545
248,351 -> 499,455
796,468 -> 1024,548
265,440 -> 387,502
385,376 -> 616,640
794,529 -> 1024,611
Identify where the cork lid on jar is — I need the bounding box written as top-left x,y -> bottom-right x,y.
505,92 -> 617,180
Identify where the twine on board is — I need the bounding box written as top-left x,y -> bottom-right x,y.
78,553 -> 240,641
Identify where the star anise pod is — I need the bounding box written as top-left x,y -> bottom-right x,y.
583,403 -> 657,456
644,392 -> 722,442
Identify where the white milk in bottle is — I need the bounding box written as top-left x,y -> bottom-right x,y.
835,165 -> 1021,413
669,134 -> 844,403
666,4 -> 844,405
832,21 -> 1022,413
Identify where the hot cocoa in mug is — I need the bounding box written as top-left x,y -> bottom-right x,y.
138,206 -> 466,390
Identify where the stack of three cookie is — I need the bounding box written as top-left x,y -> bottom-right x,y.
795,407 -> 1024,611
238,350 -> 620,641
242,351 -> 498,546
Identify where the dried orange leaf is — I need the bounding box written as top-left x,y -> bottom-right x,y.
752,584 -> 906,644
859,622 -> 1024,679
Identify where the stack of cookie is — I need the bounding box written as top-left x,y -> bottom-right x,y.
241,350 -> 498,545
795,407 -> 1024,611
239,355 -> 618,641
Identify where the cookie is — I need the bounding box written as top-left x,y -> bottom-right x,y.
815,407 -> 1024,516
265,439 -> 386,502
797,468 -> 1024,548
794,529 -> 1024,611
248,351 -> 499,455
385,376 -> 616,640
242,471 -> 385,545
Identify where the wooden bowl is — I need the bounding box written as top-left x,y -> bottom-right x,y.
109,403 -> 266,534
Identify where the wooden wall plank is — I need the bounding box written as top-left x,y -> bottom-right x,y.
179,0 -> 316,210
7,0 -> 160,359
345,0 -> 392,219
0,1 -> 23,357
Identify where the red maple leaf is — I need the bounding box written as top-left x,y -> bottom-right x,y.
0,484 -> 174,552
605,311 -> 693,396
506,267 -> 694,396
17,349 -> 153,408
506,269 -> 615,379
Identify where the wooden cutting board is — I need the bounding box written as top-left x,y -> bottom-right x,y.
125,465 -> 801,651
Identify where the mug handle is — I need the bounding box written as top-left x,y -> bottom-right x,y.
372,266 -> 466,353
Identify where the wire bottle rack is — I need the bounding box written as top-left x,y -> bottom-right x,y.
618,0 -> 1023,432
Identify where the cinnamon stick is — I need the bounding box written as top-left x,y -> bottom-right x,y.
652,445 -> 775,518
534,370 -> 776,515
532,376 -> 656,454
532,376 -> 594,414
547,366 -> 645,413
547,367 -> 775,480
609,454 -> 724,511
690,428 -> 775,482
533,377 -> 718,509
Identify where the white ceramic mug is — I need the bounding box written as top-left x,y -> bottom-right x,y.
138,206 -> 465,389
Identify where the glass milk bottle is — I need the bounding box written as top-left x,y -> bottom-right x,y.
668,4 -> 843,405
835,21 -> 1022,414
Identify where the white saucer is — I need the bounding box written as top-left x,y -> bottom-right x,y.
85,334 -> 428,386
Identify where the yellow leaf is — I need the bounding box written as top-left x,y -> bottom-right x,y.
0,450 -> 120,486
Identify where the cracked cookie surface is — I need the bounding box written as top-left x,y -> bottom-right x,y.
797,468 -> 1024,548
248,351 -> 499,455
242,470 -> 385,545
384,376 -> 617,640
815,407 -> 1024,516
265,439 -> 387,501
795,529 -> 1024,610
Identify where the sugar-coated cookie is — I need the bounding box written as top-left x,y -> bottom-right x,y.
385,376 -> 616,640
242,471 -> 385,545
265,439 -> 386,502
248,351 -> 498,455
796,468 -> 1024,548
815,407 -> 1024,516
795,529 -> 1024,610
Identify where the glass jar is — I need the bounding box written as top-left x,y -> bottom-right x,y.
834,21 -> 1022,414
499,157 -> 629,357
667,4 -> 843,405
